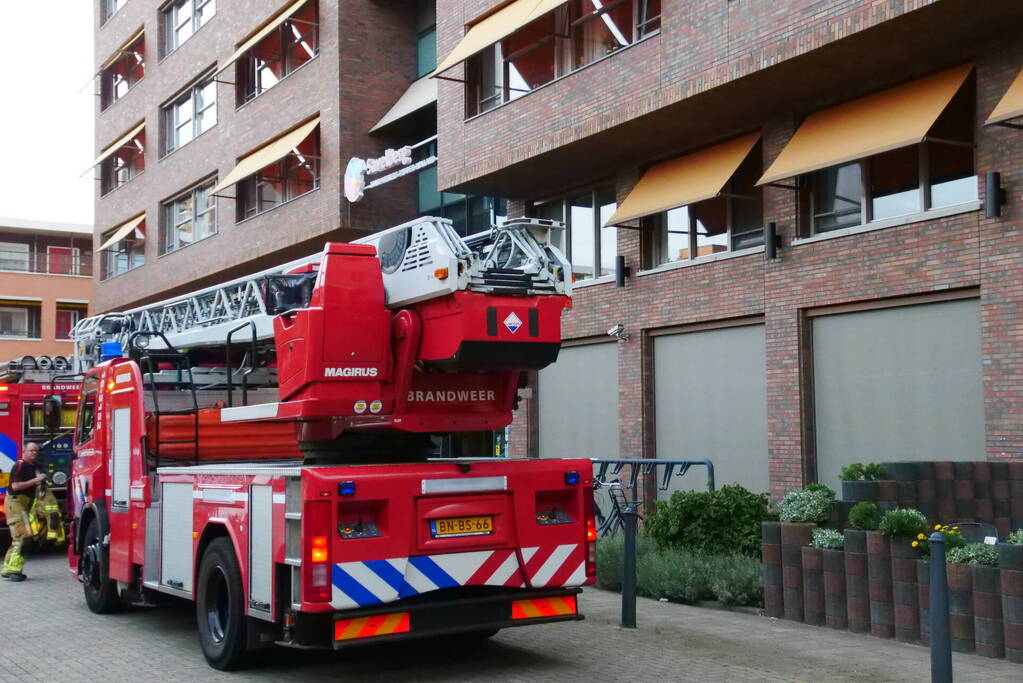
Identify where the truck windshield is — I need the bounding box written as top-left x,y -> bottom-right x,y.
75,374 -> 100,445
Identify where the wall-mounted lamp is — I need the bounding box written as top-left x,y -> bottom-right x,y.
615,255 -> 631,288
764,222 -> 781,260
986,171 -> 1006,218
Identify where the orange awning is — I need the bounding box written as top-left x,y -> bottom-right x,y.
605,133 -> 760,226
214,0 -> 309,77
100,27 -> 145,70
370,76 -> 438,133
432,0 -> 571,76
759,64 -> 973,186
98,214 -> 145,251
213,117 -> 320,193
987,67 -> 1023,125
87,121 -> 145,172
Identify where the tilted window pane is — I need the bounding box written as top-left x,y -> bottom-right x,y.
870,146 -> 919,220
569,194 -> 596,279
597,187 -> 617,274
692,197 -> 728,257
661,207 -> 691,264
811,162 -> 862,233
571,0 -> 634,70
929,141 -> 976,209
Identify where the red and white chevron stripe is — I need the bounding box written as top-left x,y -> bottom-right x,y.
520,544 -> 586,588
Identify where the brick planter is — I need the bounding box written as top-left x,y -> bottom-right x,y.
866,531 -> 894,638
844,529 -> 870,633
948,562 -> 975,653
890,536 -> 920,642
822,548 -> 847,630
780,522 -> 816,622
918,559 -> 931,646
842,480 -> 877,503
761,521 -> 784,618
802,546 -> 825,626
1001,544 -> 1023,664
973,564 -> 1005,659
876,480 -> 899,506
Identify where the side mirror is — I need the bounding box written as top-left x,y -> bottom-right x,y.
43,395 -> 62,433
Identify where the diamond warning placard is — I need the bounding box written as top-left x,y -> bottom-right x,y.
503,312 -> 522,334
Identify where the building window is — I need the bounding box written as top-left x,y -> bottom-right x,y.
100,32 -> 145,110
465,0 -> 659,117
416,143 -> 506,236
162,178 -> 217,254
237,1 -> 319,105
417,26 -> 437,78
163,0 -> 216,55
46,247 -> 82,275
801,78 -> 976,235
0,305 -> 40,339
163,71 -> 217,154
101,0 -> 126,25
55,305 -> 86,341
237,129 -> 320,220
531,185 -> 617,280
0,242 -> 30,272
100,129 -> 145,195
643,145 -> 764,267
101,223 -> 145,280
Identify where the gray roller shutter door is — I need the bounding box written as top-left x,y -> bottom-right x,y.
813,298 -> 984,492
538,342 -> 619,460
654,325 -> 769,495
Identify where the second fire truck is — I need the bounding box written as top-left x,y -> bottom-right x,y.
66,217 -> 595,670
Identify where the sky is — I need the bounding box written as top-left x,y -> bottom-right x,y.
0,2 -> 94,227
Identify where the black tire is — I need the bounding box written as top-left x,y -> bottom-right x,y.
196,537 -> 250,671
81,518 -> 121,614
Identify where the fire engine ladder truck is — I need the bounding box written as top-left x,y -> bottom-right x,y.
70,216 -> 570,463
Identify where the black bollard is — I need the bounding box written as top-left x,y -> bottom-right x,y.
929,532 -> 952,683
622,503 -> 641,628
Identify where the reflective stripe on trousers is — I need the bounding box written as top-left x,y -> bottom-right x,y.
2,495 -> 31,574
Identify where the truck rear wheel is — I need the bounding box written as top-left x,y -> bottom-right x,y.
82,518 -> 120,614
196,537 -> 250,670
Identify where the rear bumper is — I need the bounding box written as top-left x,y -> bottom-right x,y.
285,587 -> 583,650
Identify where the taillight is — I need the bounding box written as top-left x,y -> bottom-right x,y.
303,501 -> 332,603
584,490 -> 597,582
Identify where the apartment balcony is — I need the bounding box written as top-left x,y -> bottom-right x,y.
0,249 -> 93,278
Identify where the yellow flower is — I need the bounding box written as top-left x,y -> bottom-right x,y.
912,541 -> 919,547
953,527 -> 959,531
934,524 -> 941,530
917,533 -> 926,540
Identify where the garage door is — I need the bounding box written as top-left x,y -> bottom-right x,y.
654,324 -> 769,495
813,298 -> 984,492
538,342 -> 618,460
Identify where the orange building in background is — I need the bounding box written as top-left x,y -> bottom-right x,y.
0,217 -> 92,361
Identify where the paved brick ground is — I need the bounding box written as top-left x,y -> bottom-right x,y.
1,551 -> 1020,681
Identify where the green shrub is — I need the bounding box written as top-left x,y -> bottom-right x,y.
880,508 -> 928,537
839,463 -> 865,481
806,482 -> 836,499
947,542 -> 998,566
778,487 -> 833,523
646,484 -> 771,557
862,463 -> 887,481
1008,530 -> 1023,545
594,537 -> 762,607
811,528 -> 844,549
848,501 -> 881,530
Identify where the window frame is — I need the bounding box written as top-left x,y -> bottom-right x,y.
236,1 -> 320,106
0,242 -> 30,272
101,224 -> 146,281
100,34 -> 145,111
236,130 -> 321,222
0,305 -> 38,339
162,0 -> 216,56
100,132 -> 145,196
101,0 -> 126,25
161,177 -> 218,255
162,70 -> 217,155
529,184 -> 617,280
55,306 -> 86,341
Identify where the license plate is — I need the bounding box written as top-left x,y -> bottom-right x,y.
430,515 -> 493,538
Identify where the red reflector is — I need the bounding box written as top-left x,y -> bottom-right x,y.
335,612 -> 410,641
511,596 -> 577,620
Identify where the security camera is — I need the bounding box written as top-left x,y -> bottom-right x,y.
606,324 -> 628,341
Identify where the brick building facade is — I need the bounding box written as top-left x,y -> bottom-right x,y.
434,0 -> 1023,495
91,0 -> 430,312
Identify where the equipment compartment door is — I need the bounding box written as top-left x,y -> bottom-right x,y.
160,482 -> 195,593
248,485 -> 273,618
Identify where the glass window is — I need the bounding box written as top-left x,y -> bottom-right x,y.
56,307 -> 85,341
529,185 -> 617,279
417,26 -> 437,78
569,0 -> 634,70
870,146 -> 919,220
162,178 -> 217,254
237,129 -> 320,220
0,242 -> 30,271
238,1 -> 319,104
102,222 -> 146,280
808,162 -> 863,233
164,72 -> 217,154
101,0 -> 126,24
0,306 -> 39,339
569,193 -> 596,279
416,161 -> 506,236
100,33 -> 145,110
100,130 -> 145,196
164,0 -> 216,54
76,377 -> 99,446
637,0 -> 661,38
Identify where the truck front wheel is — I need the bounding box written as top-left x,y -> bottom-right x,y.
196,537 -> 250,670
81,518 -> 120,614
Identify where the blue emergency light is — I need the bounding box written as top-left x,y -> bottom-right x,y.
338,481 -> 356,496
564,470 -> 580,486
100,342 -> 123,362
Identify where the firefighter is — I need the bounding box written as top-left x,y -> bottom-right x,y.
1,443 -> 47,582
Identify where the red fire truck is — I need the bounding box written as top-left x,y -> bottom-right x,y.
0,358 -> 81,548
67,218 -> 594,670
